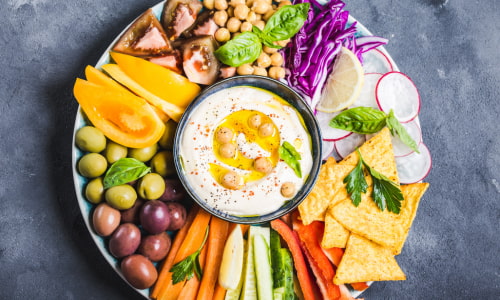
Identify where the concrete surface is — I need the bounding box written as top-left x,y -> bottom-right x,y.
0,0 -> 498,299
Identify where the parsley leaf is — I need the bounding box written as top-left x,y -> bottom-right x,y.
363,159 -> 404,214
279,141 -> 302,177
169,226 -> 209,284
343,153 -> 368,206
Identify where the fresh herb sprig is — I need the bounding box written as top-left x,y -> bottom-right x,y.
344,149 -> 404,214
330,107 -> 419,153
215,3 -> 310,67
169,226 -> 209,284
103,158 -> 150,189
279,141 -> 302,178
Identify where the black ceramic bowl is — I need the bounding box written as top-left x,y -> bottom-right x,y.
173,75 -> 322,224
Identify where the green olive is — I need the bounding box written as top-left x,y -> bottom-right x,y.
137,173 -> 166,200
78,153 -> 108,178
104,141 -> 128,164
75,126 -> 107,153
150,151 -> 175,177
85,177 -> 104,204
158,120 -> 177,150
128,144 -> 158,162
105,184 -> 137,210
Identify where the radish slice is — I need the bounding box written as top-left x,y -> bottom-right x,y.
376,71 -> 421,123
350,73 -> 383,109
392,120 -> 422,157
335,133 -> 366,159
396,143 -> 432,184
321,139 -> 335,161
315,110 -> 353,141
361,48 -> 393,74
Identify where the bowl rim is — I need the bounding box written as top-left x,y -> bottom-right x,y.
173,75 -> 323,224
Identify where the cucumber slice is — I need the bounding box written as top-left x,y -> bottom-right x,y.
240,226 -> 269,300
253,233 -> 273,300
273,287 -> 285,300
225,239 -> 247,300
278,248 -> 295,300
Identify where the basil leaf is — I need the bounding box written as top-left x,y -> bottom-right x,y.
262,3 -> 310,43
214,32 -> 262,67
364,162 -> 404,214
386,110 -> 420,153
343,155 -> 368,206
103,158 -> 150,189
279,142 -> 302,178
329,107 -> 388,134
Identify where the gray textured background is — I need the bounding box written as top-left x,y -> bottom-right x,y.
0,0 -> 498,299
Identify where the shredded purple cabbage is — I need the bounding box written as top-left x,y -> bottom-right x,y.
284,0 -> 388,107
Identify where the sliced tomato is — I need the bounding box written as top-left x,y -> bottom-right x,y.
73,78 -> 165,148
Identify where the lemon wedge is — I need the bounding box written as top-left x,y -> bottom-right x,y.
219,225 -> 245,290
316,47 -> 365,113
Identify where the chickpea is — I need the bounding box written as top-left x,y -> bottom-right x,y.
227,6 -> 235,17
246,11 -> 257,23
278,0 -> 292,8
234,4 -> 250,20
246,0 -> 254,7
213,10 -> 228,27
237,63 -> 254,75
248,113 -> 262,129
268,66 -> 286,79
221,171 -> 243,190
263,45 -> 278,54
257,52 -> 272,68
203,0 -> 215,9
227,17 -> 242,32
220,143 -> 236,158
262,9 -> 275,21
281,182 -> 296,198
252,0 -> 270,14
230,0 -> 246,6
214,0 -> 228,10
240,21 -> 253,32
276,39 -> 290,47
216,127 -> 234,143
215,28 -> 231,42
253,66 -> 267,76
258,122 -> 274,137
254,157 -> 273,173
270,52 -> 284,67
253,20 -> 265,30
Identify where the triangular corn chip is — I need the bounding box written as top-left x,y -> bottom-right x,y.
340,127 -> 399,183
332,182 -> 429,254
334,234 -> 406,284
321,211 -> 350,248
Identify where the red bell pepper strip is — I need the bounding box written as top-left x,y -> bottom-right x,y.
322,246 -> 344,267
296,221 -> 341,300
270,219 -> 317,300
350,282 -> 370,291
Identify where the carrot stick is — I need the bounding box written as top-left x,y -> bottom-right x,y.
213,283 -> 227,300
151,205 -> 199,299
196,217 -> 230,300
177,243 -> 208,300
156,209 -> 212,300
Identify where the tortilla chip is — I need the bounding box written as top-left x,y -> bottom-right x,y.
334,234 -> 406,284
321,211 -> 350,248
298,157 -> 338,224
332,182 -> 429,254
340,127 -> 399,183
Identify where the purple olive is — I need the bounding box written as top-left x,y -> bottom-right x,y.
140,200 -> 170,234
138,232 -> 172,262
165,202 -> 187,231
159,179 -> 186,202
109,223 -> 141,258
121,254 -> 158,289
120,198 -> 144,224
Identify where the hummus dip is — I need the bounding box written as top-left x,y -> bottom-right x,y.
179,86 -> 313,216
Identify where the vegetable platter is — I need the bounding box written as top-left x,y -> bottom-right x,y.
72,0 -> 432,299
